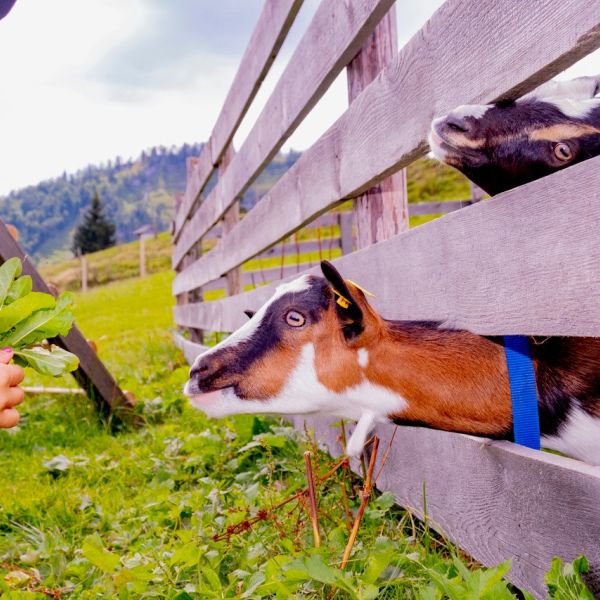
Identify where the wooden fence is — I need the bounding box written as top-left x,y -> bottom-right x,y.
171,0 -> 600,596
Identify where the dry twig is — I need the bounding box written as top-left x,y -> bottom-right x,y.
340,436 -> 380,568
304,451 -> 321,547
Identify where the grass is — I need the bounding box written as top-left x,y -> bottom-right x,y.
0,272 -> 591,598
38,233 -> 174,293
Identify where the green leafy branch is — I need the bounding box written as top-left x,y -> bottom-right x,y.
0,258 -> 79,376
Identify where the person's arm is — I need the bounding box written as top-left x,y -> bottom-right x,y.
0,348 -> 25,428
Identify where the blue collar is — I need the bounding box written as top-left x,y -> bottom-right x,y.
503,336 -> 541,450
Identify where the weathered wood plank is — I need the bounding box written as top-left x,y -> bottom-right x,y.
175,234 -> 341,296
291,416 -> 600,599
173,155 -> 600,336
0,221 -> 131,412
172,0 -> 397,267
172,331 -> 207,365
221,144 -> 243,296
197,260 -> 337,294
173,0 -> 600,290
173,0 -> 303,239
173,150 -> 213,241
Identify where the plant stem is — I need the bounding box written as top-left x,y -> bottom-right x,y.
340,436 -> 379,569
304,451 -> 321,548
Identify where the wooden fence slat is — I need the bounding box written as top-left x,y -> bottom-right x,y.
173,155 -> 600,336
173,150 -> 213,240
0,221 -> 131,412
172,331 -> 207,365
172,0 -> 303,240
172,0 -> 397,268
172,0 -> 600,292
291,415 -> 600,598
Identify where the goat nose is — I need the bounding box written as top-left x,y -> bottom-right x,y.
190,362 -> 210,380
445,113 -> 471,133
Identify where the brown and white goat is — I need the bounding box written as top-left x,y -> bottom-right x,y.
429,75 -> 600,194
185,261 -> 600,465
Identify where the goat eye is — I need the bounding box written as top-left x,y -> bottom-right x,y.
554,142 -> 573,161
285,310 -> 306,328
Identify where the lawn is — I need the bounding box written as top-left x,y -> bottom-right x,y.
0,272 -> 589,598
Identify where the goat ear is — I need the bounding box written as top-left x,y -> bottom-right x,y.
320,260 -> 363,338
244,310 -> 255,320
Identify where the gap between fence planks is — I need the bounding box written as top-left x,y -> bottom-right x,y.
173,155 -> 600,337
172,0 -> 600,295
0,221 -> 131,412
172,0 -> 397,268
173,0 -> 303,240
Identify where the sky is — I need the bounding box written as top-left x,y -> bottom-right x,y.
0,0 -> 598,196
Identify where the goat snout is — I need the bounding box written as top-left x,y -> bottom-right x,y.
186,357 -> 223,396
444,113 -> 471,133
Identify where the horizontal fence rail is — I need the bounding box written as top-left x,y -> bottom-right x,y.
172,0 -> 397,268
173,0 -> 600,293
173,0 -> 303,239
174,156 -> 600,337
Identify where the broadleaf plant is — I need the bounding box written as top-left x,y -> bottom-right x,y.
0,258 -> 79,376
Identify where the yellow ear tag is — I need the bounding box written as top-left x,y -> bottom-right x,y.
332,288 -> 351,309
347,279 -> 375,297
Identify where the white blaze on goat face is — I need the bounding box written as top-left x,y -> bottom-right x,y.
190,275 -> 314,364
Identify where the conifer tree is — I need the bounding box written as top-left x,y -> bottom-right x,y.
72,191 -> 116,255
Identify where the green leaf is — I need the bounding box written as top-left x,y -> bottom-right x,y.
362,536 -> 395,584
0,293 -> 56,332
545,556 -> 594,599
5,276 -> 32,305
82,533 -> 120,574
169,543 -> 200,568
1,293 -> 74,348
0,258 -> 22,307
15,345 -> 79,376
201,566 -> 222,591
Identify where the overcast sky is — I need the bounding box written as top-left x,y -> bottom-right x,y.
0,0 -> 598,195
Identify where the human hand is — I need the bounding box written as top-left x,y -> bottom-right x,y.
0,348 -> 25,428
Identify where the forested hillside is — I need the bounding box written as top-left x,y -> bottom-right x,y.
0,144 -> 301,261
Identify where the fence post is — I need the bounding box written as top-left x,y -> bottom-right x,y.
346,6 -> 408,248
80,254 -> 88,292
184,158 -> 205,345
221,144 -> 243,295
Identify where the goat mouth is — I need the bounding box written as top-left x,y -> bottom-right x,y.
184,378 -> 233,397
188,388 -> 229,406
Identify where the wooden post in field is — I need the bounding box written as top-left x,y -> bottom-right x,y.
221,143 -> 243,296
139,235 -> 146,278
80,254 -> 88,292
346,6 -> 408,249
